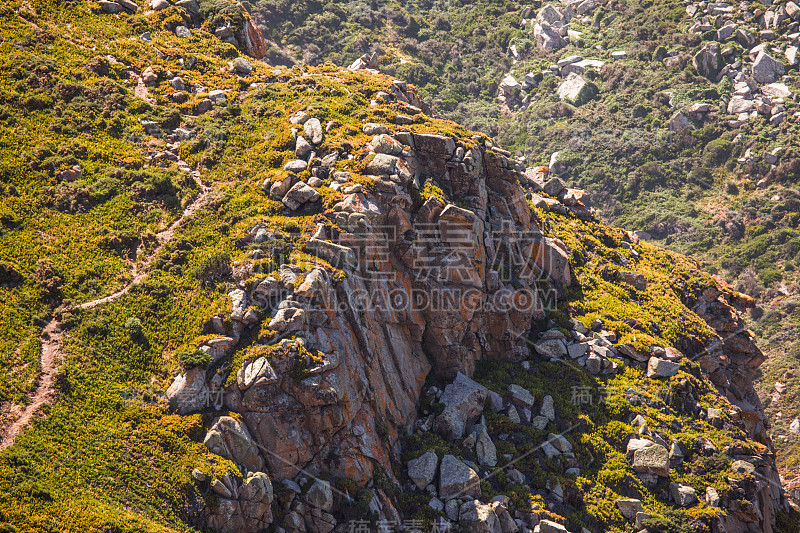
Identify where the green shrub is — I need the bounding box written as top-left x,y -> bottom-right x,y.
176,349 -> 213,368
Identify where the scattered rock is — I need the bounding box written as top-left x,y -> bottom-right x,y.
433,372 -> 488,441
670,483 -> 698,507
557,73 -> 598,106
752,51 -> 785,84
439,454 -> 480,500
647,357 -> 679,378
408,451 -> 439,490
615,498 -> 643,521
459,500 -> 502,533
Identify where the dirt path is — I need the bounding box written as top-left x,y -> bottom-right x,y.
0,319 -> 62,450
0,161 -> 210,450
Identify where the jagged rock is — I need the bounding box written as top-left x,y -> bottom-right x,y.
557,73 -> 597,106
668,112 -> 693,131
208,472 -> 274,533
548,433 -> 572,453
268,306 -> 307,332
237,357 -> 278,390
204,416 -> 264,473
647,357 -> 679,378
295,268 -> 328,299
540,395 -> 555,421
706,486 -> 720,507
408,451 -> 439,490
752,51 -> 785,84
762,83 -> 792,98
305,480 -> 333,511
534,23 -> 567,50
439,455 -> 480,500
295,136 -> 313,157
475,427 -> 498,467
693,44 -> 723,80
509,384 -> 535,409
727,98 -> 755,114
369,134 -> 403,155
459,500 -> 502,533
268,177 -> 294,200
282,182 -> 320,210
433,372 -> 488,441
670,483 -> 698,506
615,498 -> 643,521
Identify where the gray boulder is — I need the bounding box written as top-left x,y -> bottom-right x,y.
433,372 -> 488,441
615,498 -> 643,521
647,357 -> 679,378
282,182 -> 321,210
408,451 -> 439,490
628,439 -> 670,477
538,520 -> 568,533
439,455 -> 481,500
557,73 -> 597,106
752,51 -> 785,84
459,500 -> 502,533
304,118 -> 324,144
693,44 -> 723,80
305,479 -> 333,511
670,483 -> 698,506
534,23 -> 567,50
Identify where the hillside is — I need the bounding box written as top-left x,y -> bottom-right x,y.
243,0 -> 800,492
0,0 -> 798,532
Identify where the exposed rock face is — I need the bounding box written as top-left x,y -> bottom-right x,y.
203,123 -> 567,496
204,416 -> 265,474
207,472 -> 274,533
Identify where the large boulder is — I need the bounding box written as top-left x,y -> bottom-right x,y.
408,451 -> 439,490
204,416 -> 264,473
647,357 -> 680,378
752,51 -> 785,84
459,500 -> 502,533
166,366 -> 209,414
439,455 -> 481,500
670,483 -> 698,506
305,480 -> 333,511
282,182 -> 320,210
557,73 -> 597,106
534,23 -> 567,50
433,372 -> 488,441
627,438 -> 670,477
693,44 -> 723,80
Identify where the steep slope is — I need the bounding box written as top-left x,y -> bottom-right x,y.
0,0 -> 797,532
243,0 -> 800,487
